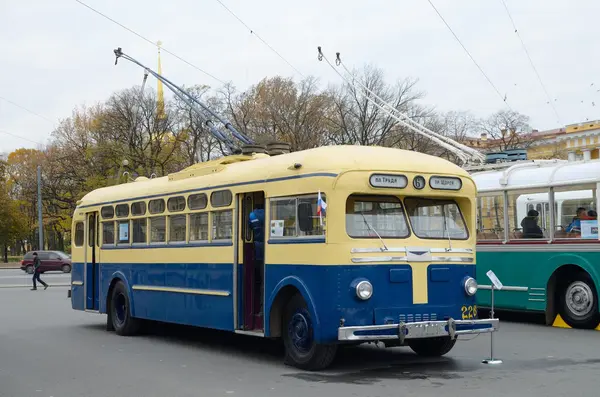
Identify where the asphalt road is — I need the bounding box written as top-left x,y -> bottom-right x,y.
0,269 -> 70,288
1,285 -> 600,397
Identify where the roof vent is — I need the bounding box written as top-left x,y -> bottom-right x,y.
267,141 -> 291,156
241,144 -> 267,156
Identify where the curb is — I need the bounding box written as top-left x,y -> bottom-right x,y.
552,314 -> 600,331
0,284 -> 71,289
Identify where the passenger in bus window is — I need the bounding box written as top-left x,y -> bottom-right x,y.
587,210 -> 597,220
566,207 -> 587,233
520,210 -> 544,238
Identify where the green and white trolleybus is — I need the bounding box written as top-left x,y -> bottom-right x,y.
472,159 -> 600,330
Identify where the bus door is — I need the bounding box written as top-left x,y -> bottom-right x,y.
85,212 -> 100,311
238,191 -> 265,330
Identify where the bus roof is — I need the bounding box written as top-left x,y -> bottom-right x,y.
471,159 -> 600,193
77,145 -> 469,208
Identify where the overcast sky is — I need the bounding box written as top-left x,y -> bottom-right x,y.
1,0 -> 598,154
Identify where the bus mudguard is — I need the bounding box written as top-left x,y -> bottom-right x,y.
265,275 -> 321,341
545,253 -> 600,283
103,271 -> 135,317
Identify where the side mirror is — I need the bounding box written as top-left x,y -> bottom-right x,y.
298,202 -> 313,233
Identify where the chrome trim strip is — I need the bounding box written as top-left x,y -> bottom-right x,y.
530,287 -> 546,291
350,247 -> 473,254
132,285 -> 230,297
338,318 -> 499,341
351,256 -> 407,263
71,281 -> 84,286
478,284 -> 528,292
431,256 -> 473,263
528,298 -> 545,302
351,247 -> 406,253
234,330 -> 265,337
351,256 -> 473,263
529,293 -> 545,296
430,248 -> 473,254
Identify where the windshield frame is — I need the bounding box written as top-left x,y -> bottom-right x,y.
403,197 -> 470,241
345,194 -> 411,239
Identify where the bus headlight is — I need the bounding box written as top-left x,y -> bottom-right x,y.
356,281 -> 373,300
464,277 -> 478,296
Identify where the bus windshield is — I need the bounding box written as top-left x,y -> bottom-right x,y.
345,195 -> 410,238
404,197 -> 468,240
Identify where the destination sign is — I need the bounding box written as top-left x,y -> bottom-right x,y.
429,176 -> 462,191
369,174 -> 408,189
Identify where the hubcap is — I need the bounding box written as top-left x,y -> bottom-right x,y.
114,293 -> 127,326
566,281 -> 594,318
288,310 -> 313,354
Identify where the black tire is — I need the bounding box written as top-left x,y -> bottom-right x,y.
109,281 -> 141,336
408,336 -> 457,357
282,293 -> 337,371
25,266 -> 34,274
61,264 -> 71,273
559,271 -> 600,329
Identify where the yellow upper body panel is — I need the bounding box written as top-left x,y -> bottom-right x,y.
77,145 -> 472,209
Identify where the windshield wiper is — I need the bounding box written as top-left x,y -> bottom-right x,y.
360,212 -> 388,252
442,205 -> 453,252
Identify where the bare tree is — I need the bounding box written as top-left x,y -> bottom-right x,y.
325,65 -> 423,146
478,110 -> 533,151
173,85 -> 228,165
98,87 -> 183,177
223,76 -> 333,151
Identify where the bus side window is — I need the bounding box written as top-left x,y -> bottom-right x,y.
298,203 -> 313,233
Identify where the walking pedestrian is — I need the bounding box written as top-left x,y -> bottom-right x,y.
30,252 -> 48,291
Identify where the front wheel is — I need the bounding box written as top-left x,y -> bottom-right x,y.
109,281 -> 141,336
61,264 -> 71,273
408,336 -> 457,357
282,293 -> 337,371
559,272 -> 600,329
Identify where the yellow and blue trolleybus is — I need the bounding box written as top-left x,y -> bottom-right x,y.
70,144 -> 498,370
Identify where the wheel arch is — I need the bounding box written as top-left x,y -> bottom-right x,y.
104,271 -> 135,316
544,254 -> 600,325
265,276 -> 320,341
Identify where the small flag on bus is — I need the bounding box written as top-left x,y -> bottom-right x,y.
317,190 -> 327,225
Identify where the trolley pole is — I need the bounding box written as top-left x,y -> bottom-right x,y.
37,165 -> 43,250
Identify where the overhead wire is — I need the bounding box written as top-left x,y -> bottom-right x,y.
0,130 -> 46,146
0,96 -> 55,125
74,0 -> 227,86
212,0 -> 305,78
335,55 -> 485,161
499,0 -> 561,124
425,0 -> 512,111
317,48 -> 471,164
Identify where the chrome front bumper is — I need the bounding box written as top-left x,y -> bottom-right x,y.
338,318 -> 499,342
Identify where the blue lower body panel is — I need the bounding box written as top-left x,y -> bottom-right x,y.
264,264 -> 478,343
70,261 -> 478,345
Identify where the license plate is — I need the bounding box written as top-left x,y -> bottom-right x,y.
461,305 -> 477,320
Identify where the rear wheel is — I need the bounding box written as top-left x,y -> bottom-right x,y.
408,336 -> 456,357
559,271 -> 600,329
25,266 -> 34,274
109,281 -> 141,336
282,293 -> 337,371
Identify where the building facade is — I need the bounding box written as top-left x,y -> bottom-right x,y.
463,120 -> 600,162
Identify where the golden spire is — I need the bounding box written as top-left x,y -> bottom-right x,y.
157,40 -> 166,119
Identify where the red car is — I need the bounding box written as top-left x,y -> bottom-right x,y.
20,250 -> 72,274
